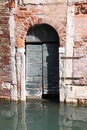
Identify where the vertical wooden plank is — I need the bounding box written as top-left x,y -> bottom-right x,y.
26,44 -> 42,98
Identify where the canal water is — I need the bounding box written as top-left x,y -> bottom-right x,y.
0,100 -> 87,130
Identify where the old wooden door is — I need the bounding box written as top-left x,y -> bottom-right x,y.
25,24 -> 59,99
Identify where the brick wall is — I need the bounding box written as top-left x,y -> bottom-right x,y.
73,3 -> 87,85
1,0 -> 87,102
0,0 -> 11,99
0,0 -> 67,100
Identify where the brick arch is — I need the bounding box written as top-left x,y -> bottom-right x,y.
16,16 -> 60,48
16,16 -> 38,47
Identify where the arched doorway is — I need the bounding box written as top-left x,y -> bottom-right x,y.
25,24 -> 60,101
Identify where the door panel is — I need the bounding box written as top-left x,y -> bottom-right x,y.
26,44 -> 42,98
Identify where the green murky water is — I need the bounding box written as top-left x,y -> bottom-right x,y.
0,101 -> 87,130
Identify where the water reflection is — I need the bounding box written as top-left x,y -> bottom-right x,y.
0,101 -> 87,130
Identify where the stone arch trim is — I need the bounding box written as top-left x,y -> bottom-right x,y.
16,16 -> 38,48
